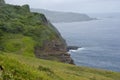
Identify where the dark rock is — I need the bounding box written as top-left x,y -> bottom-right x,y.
0,65 -> 4,71
67,46 -> 80,51
35,40 -> 74,64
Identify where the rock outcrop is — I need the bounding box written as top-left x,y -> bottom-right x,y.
67,46 -> 79,51
35,40 -> 74,64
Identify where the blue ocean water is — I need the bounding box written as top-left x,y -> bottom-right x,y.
53,13 -> 120,72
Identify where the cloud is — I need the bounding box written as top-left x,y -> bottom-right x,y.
5,0 -> 120,13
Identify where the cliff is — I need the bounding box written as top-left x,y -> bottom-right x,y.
31,8 -> 95,23
0,1 -> 73,64
0,1 -> 120,80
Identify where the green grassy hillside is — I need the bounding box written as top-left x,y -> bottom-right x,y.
0,52 -> 120,80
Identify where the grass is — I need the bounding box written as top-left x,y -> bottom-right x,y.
0,52 -> 120,80
0,34 -> 35,57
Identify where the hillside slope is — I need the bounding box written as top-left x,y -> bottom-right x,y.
31,8 -> 95,23
0,53 -> 120,80
0,1 -> 73,63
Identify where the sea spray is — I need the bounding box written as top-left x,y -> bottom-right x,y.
68,48 -> 85,53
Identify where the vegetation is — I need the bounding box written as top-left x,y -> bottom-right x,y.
0,53 -> 120,80
0,4 -> 59,56
0,34 -> 35,57
0,2 -> 120,80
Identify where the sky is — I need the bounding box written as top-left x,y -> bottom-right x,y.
5,0 -> 120,13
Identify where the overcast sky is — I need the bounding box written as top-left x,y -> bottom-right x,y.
5,0 -> 120,13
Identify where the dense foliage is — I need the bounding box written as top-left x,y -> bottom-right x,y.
0,4 -> 58,56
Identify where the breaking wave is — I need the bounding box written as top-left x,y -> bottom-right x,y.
68,48 -> 85,53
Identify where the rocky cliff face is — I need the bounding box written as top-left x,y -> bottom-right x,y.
0,0 -> 74,64
34,15 -> 74,64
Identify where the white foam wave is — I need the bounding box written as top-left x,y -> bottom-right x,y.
69,48 -> 85,53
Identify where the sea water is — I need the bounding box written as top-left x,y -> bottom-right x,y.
53,13 -> 120,72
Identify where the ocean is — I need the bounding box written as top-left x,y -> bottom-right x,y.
53,13 -> 120,72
